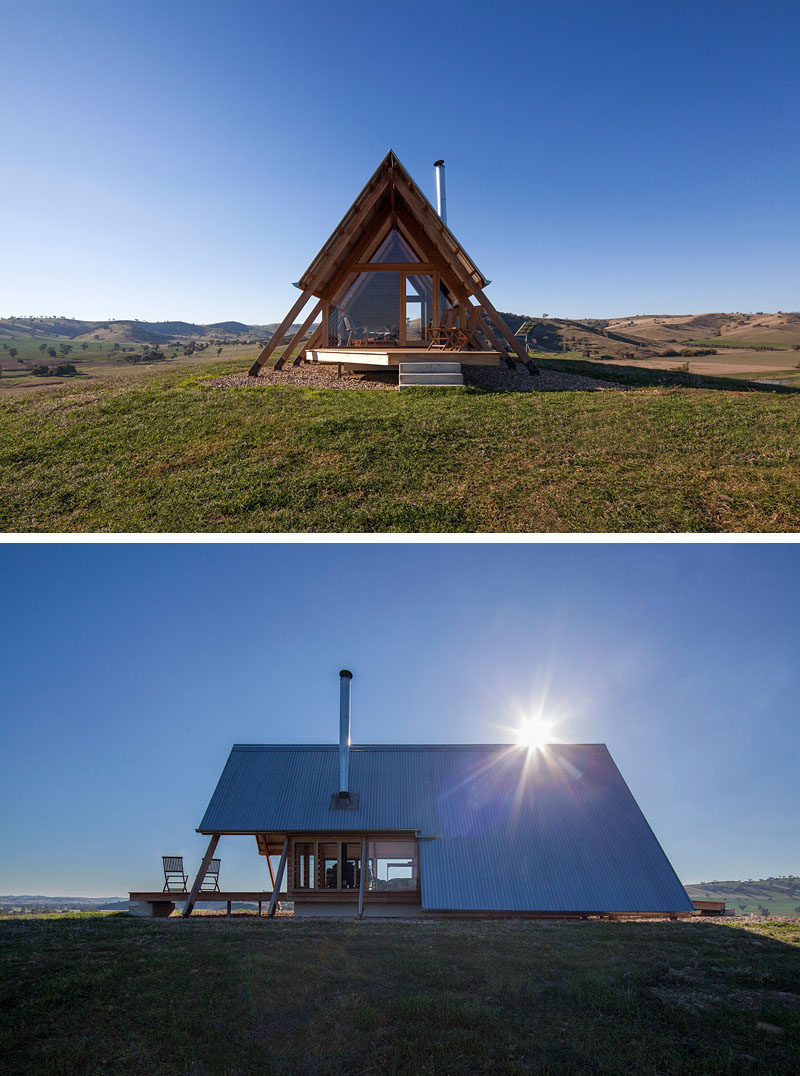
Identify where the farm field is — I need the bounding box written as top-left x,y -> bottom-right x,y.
686,877 -> 800,918
1,356 -> 799,533
1,914 -> 798,1075
0,339 -> 260,393
605,349 -> 800,385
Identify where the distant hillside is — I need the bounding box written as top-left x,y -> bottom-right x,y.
0,317 -> 274,346
3,312 -> 798,357
0,894 -> 128,915
685,875 -> 800,916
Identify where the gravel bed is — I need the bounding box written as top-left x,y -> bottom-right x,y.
463,364 -> 624,392
210,367 -> 396,391
208,363 -> 626,392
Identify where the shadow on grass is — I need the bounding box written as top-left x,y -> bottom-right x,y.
535,355 -> 800,394
1,915 -> 799,1074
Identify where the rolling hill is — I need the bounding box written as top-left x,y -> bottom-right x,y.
685,875 -> 800,916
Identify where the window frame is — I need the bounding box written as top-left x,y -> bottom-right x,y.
288,834 -> 420,899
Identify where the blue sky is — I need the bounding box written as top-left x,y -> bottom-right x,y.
1,0 -> 798,322
1,543 -> 797,895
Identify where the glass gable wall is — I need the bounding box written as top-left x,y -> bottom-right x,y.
328,227 -> 446,347
332,272 -> 400,346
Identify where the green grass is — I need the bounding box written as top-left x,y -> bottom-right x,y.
1,914 -> 798,1075
2,357 -> 800,532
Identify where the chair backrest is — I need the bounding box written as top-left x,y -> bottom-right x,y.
199,858 -> 221,890
439,307 -> 458,329
162,856 -> 187,892
466,305 -> 482,331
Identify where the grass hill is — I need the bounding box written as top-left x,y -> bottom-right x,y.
685,876 -> 800,917
1,354 -> 799,532
2,915 -> 798,1074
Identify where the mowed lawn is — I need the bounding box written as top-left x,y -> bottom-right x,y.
1,361 -> 800,532
1,915 -> 799,1075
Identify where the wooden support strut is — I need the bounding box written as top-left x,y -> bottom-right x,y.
182,834 -> 220,917
273,300 -> 322,370
249,289 -> 316,375
358,836 -> 367,918
471,285 -> 540,375
267,839 -> 288,917
293,324 -> 322,365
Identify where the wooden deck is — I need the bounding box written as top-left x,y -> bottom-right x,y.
129,891 -> 272,902
306,347 -> 502,368
129,890 -> 276,917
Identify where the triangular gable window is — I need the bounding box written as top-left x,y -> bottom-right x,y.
369,228 -> 419,263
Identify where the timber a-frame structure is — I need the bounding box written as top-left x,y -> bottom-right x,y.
249,150 -> 539,377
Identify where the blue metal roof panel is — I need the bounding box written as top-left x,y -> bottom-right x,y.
198,744 -> 692,913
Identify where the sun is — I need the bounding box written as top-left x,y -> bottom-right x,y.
515,715 -> 557,750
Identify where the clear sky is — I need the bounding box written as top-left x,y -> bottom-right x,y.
1,0 -> 798,323
1,542 -> 797,896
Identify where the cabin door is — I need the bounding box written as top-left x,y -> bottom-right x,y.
402,273 -> 433,345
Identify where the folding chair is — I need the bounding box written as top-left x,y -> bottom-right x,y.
426,307 -> 459,350
200,858 -> 221,892
162,856 -> 188,893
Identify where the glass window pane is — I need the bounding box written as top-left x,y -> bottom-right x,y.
332,272 -> 399,346
367,840 -> 418,892
369,228 -> 419,263
319,843 -> 338,889
342,842 -> 361,891
405,274 -> 433,344
294,842 -> 315,889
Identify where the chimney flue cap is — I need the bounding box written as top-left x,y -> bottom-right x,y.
434,159 -> 444,167
339,669 -> 353,679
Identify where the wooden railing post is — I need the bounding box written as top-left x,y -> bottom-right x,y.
182,834 -> 220,918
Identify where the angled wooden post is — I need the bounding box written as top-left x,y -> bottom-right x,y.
267,838 -> 288,917
357,837 -> 367,918
470,286 -> 540,375
293,324 -> 322,366
182,834 -> 219,917
249,289 -> 315,375
273,300 -> 322,369
477,315 -> 515,369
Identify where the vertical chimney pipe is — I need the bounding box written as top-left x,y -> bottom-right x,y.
339,670 -> 352,796
434,159 -> 447,225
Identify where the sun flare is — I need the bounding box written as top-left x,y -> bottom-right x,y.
515,715 -> 557,750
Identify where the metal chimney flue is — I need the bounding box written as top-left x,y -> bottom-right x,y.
338,669 -> 352,798
434,159 -> 447,225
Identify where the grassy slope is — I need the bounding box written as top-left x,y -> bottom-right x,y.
2,359 -> 800,533
1,915 -> 798,1075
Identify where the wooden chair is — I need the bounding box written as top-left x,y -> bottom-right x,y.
460,305 -> 484,349
427,307 -> 459,350
162,856 -> 188,893
200,858 -> 221,892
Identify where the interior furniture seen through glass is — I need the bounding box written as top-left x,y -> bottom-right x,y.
292,838 -> 418,893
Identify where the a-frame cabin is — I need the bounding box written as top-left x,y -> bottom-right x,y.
249,151 -> 539,381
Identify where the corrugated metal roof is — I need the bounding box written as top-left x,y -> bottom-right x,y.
198,744 -> 692,913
